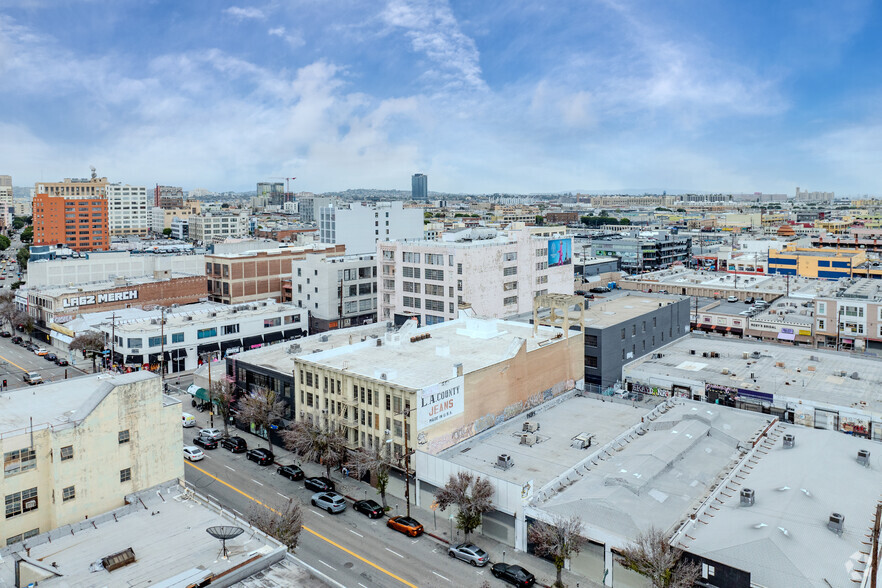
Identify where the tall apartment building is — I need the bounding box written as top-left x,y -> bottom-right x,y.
33,175 -> 110,251
0,175 -> 12,229
320,201 -> 424,254
412,173 -> 427,200
0,371 -> 182,544
297,195 -> 332,224
150,200 -> 201,233
378,226 -> 574,325
0,175 -> 10,187
205,243 -> 345,304
291,252 -> 377,332
106,184 -> 149,237
795,187 -> 834,203
257,182 -> 285,206
154,185 -> 184,208
190,210 -> 249,242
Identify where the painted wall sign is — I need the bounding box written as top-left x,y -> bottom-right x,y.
63,290 -> 139,308
417,376 -> 464,429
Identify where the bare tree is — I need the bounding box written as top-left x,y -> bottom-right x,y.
528,515 -> 586,588
0,291 -> 16,331
617,527 -> 701,588
238,387 -> 286,452
69,330 -> 106,371
211,379 -> 237,438
346,443 -> 392,509
248,498 -> 303,552
283,421 -> 349,479
435,471 -> 494,538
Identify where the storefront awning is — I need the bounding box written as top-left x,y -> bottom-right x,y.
197,343 -> 221,354
148,351 -> 171,363
220,338 -> 242,351
171,348 -> 188,359
263,331 -> 283,344
49,322 -> 75,338
284,328 -> 303,339
125,354 -> 143,365
778,332 -> 796,341
242,335 -> 263,348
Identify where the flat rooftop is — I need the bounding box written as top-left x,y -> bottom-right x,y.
299,317 -> 573,390
0,481 -> 320,587
0,371 -> 164,437
622,268 -> 844,298
110,299 -> 301,333
440,395 -> 651,489
27,272 -> 203,296
675,423 -> 881,588
749,297 -> 814,326
579,294 -> 688,328
624,334 -> 882,414
533,400 -> 772,542
695,298 -> 754,315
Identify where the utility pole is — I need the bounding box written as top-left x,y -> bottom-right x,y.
110,312 -> 116,371
159,306 -> 166,379
872,502 -> 881,588
207,353 -> 213,428
397,407 -> 415,518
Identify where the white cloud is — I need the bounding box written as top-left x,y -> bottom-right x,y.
223,6 -> 266,21
268,25 -> 305,48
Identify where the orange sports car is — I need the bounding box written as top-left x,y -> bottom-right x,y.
386,515 -> 424,537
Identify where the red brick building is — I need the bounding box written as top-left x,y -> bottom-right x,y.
33,176 -> 110,251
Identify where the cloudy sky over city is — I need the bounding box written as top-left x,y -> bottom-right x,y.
1,0 -> 880,195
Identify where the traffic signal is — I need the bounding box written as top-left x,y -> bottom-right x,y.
2,379 -> 6,388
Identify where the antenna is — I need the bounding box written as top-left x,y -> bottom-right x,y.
206,526 -> 244,559
90,165 -> 97,180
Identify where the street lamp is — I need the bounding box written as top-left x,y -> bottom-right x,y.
200,351 -> 215,428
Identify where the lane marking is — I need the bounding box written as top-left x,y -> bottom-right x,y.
319,559 -> 337,571
225,465 -> 235,471
432,571 -> 450,582
349,530 -> 364,538
359,584 -> 369,588
312,510 -> 326,518
184,461 -> 417,588
385,548 -> 404,558
251,479 -> 264,486
0,353 -> 30,373
276,492 -> 290,500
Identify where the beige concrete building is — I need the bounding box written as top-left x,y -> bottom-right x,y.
0,371 -> 182,545
150,201 -> 201,233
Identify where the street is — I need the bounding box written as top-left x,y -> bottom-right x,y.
181,413 -> 501,588
0,333 -> 89,390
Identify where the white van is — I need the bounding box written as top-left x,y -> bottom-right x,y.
182,412 -> 196,428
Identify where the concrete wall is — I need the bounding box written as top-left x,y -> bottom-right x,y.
27,252 -> 205,288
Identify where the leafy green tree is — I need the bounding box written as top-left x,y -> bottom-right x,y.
534,215 -> 544,225
0,235 -> 10,250
162,228 -> 172,236
619,218 -> 632,225
12,218 -> 25,230
16,247 -> 29,270
20,226 -> 33,243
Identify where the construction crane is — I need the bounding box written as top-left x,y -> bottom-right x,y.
267,176 -> 296,194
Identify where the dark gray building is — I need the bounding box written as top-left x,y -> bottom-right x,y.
411,173 -> 427,200
591,232 -> 692,272
579,293 -> 691,388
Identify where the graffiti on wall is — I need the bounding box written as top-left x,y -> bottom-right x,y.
421,379 -> 574,454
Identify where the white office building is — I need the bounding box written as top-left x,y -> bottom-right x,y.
191,210 -> 250,243
25,250 -> 205,288
98,300 -> 307,373
319,201 -> 424,255
106,184 -> 149,237
291,252 -> 377,332
378,226 -> 575,325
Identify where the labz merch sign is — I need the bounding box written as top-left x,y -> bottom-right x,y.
417,376 -> 464,429
62,289 -> 139,308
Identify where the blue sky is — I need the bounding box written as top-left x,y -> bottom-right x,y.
1,0 -> 881,195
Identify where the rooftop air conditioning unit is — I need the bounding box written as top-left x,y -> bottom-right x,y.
751,351 -> 761,359
523,421 -> 540,433
783,434 -> 795,448
520,434 -> 537,447
497,454 -> 514,469
857,449 -> 870,467
827,512 -> 845,536
150,319 -> 158,325
209,312 -> 216,317
740,488 -> 755,507
850,372 -> 860,380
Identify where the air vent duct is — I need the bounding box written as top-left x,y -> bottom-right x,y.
857,449 -> 870,467
827,513 -> 845,535
783,434 -> 795,448
740,488 -> 755,507
497,454 -> 513,469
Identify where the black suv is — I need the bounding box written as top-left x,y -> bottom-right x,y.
220,436 -> 248,453
304,477 -> 335,492
277,464 -> 304,480
45,353 -> 57,362
10,336 -> 22,344
491,564 -> 536,586
245,448 -> 274,465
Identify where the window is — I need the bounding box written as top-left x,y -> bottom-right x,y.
403,252 -> 420,263
197,328 -> 217,339
4,448 -> 36,477
62,485 -> 75,502
818,319 -> 826,330
536,261 -> 548,270
120,468 -> 132,483
817,302 -> 827,315
536,248 -> 548,257
621,328 -> 626,340
402,267 -> 420,278
60,445 -> 73,461
586,356 -> 598,368
424,269 -> 444,281
653,317 -> 657,328
284,314 -> 300,324
172,332 -> 184,343
425,253 -> 444,265
425,299 -> 444,312
503,281 -> 517,291
403,296 -> 421,309
536,275 -> 548,284
148,335 -> 166,347
504,252 -> 517,262
6,528 -> 38,546
118,430 -> 130,444
503,296 -> 518,306
457,263 -> 462,275
127,338 -> 142,348
425,284 -> 444,296
632,325 -> 636,336
5,487 -> 38,518
585,334 -> 598,347
503,266 -> 517,276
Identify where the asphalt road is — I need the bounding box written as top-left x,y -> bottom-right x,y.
182,416 -> 498,588
0,333 -> 90,390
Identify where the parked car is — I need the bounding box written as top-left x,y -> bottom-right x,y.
10,336 -> 22,344
589,286 -> 610,293
311,491 -> 346,514
245,448 -> 274,465
277,464 -> 304,481
181,412 -> 196,428
744,297 -> 755,304
0,330 -> 10,338
448,542 -> 489,567
45,353 -> 57,362
33,347 -> 48,356
220,436 -> 248,453
192,436 -> 218,450
55,357 -> 69,366
727,295 -> 739,303
198,428 -> 223,441
23,372 -> 42,385
353,499 -> 384,519
386,515 -> 424,537
491,564 -> 536,586
183,446 -> 205,462
303,477 -> 335,492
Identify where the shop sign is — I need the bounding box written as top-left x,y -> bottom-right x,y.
62,289 -> 139,308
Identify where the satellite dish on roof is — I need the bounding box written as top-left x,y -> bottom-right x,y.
206,526 -> 243,559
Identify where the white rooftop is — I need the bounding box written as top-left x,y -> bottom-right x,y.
110,299 -> 301,333
675,423 -> 882,588
0,481 -> 319,587
623,267 -> 845,298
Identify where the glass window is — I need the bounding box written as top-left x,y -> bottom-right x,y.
62,486 -> 75,502
60,445 -> 73,461
127,338 -> 142,348
264,317 -> 281,328
148,335 -> 166,347
171,332 -> 184,343
120,468 -> 132,483
118,430 -> 130,444
197,328 -> 217,339
4,448 -> 36,477
5,487 -> 38,519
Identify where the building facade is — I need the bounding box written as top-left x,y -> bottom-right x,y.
150,201 -> 201,233
33,176 -> 110,252
590,232 -> 692,272
106,184 -> 149,237
154,185 -> 184,208
411,173 -> 427,200
256,182 -> 285,206
378,227 -> 575,326
319,201 -> 424,255
0,371 -> 182,544
291,252 -> 377,332
767,245 -> 866,279
191,210 -> 249,243
26,250 -> 205,288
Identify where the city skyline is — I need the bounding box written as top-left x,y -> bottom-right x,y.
1,1 -> 881,195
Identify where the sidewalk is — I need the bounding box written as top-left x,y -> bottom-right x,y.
190,412 -> 603,588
